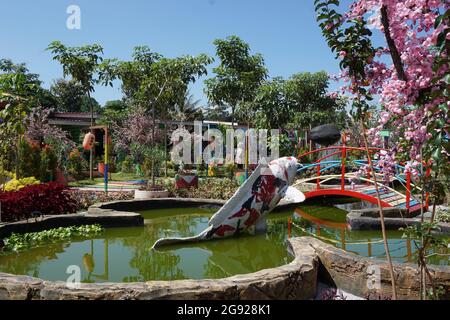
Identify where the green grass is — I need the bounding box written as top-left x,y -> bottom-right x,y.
68,172 -> 146,187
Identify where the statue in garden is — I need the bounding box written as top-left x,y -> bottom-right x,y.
152,157 -> 305,248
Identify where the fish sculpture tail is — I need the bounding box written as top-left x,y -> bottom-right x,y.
151,226 -> 212,249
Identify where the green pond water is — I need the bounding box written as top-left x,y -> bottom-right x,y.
0,201 -> 448,283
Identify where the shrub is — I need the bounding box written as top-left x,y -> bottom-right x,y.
18,139 -> 41,179
66,149 -> 87,179
142,146 -> 166,178
69,190 -> 134,211
223,163 -> 237,179
0,183 -> 78,222
163,177 -> 239,200
0,168 -> 13,189
436,209 -> 450,223
39,145 -> 57,182
120,155 -> 134,173
16,140 -> 58,182
3,177 -> 40,192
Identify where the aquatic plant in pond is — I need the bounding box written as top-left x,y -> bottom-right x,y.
1,224 -> 104,253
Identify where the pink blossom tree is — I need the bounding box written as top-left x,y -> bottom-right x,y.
111,106 -> 164,166
315,0 -> 449,299
24,106 -> 76,170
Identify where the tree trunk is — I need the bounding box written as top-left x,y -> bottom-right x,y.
164,116 -> 168,178
15,135 -> 21,179
380,6 -> 407,82
360,120 -> 398,300
88,92 -> 94,181
151,104 -> 156,188
231,105 -> 235,130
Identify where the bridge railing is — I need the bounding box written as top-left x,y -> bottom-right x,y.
297,146 -> 429,212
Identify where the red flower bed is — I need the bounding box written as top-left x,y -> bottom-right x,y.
0,183 -> 78,222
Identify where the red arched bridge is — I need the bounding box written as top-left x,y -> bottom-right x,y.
295,146 -> 429,214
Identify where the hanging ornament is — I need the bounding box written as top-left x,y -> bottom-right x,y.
83,132 -> 95,150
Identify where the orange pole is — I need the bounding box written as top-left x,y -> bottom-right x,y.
406,171 -> 411,212
406,239 -> 412,262
287,217 -> 292,239
340,133 -> 347,191
341,147 -> 346,191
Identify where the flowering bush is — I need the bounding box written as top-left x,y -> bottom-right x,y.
16,139 -> 58,182
0,183 -> 78,222
25,106 -> 76,169
0,168 -> 13,188
3,177 -> 40,192
66,149 -> 88,179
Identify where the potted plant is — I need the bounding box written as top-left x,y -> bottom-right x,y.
223,163 -> 237,180
134,146 -> 169,199
208,160 -> 219,177
175,161 -> 198,189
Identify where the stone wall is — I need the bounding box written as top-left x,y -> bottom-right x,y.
0,238 -> 318,300
307,237 -> 450,300
347,207 -> 450,235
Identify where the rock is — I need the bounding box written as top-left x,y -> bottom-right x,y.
306,237 -> 450,300
310,124 -> 341,146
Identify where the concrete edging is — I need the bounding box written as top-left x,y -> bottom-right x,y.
347,207 -> 450,235
0,237 -> 318,300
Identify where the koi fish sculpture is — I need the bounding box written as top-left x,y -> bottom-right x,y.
152,157 -> 305,249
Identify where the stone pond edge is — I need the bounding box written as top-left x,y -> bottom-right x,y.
0,198 -> 449,300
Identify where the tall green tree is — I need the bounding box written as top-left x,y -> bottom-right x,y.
205,36 -> 267,127
251,77 -> 289,129
0,59 -> 42,177
108,46 -> 212,186
99,100 -> 130,128
249,72 -> 348,130
285,71 -> 348,129
50,79 -> 84,112
47,41 -> 109,180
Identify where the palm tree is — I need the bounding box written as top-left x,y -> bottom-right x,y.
171,92 -> 204,122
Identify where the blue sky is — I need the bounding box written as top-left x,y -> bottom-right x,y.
1,0 -> 358,106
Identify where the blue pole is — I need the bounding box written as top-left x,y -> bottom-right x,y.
104,164 -> 108,194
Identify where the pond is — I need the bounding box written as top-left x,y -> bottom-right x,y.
0,200 -> 447,283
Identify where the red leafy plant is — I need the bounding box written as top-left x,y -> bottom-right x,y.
0,183 -> 78,222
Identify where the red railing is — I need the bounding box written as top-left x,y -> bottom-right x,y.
297,145 -> 430,213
